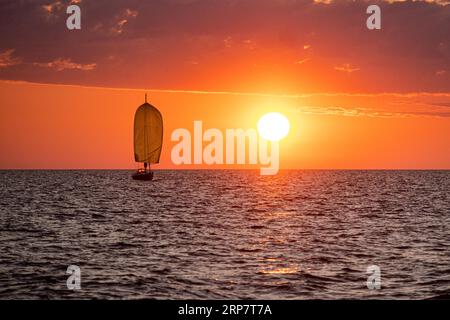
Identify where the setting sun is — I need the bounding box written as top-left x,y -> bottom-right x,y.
257,112 -> 291,142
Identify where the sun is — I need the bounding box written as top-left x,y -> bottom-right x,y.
257,112 -> 290,142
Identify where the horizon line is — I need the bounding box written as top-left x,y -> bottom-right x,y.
1,168 -> 449,171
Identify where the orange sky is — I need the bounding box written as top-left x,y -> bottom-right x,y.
0,1 -> 449,170
1,80 -> 449,169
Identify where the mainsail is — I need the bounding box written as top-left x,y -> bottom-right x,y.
133,98 -> 163,164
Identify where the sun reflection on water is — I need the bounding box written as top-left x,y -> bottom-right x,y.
260,265 -> 300,275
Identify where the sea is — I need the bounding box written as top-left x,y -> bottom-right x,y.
0,170 -> 449,299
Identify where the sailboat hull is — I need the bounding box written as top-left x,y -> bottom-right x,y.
132,171 -> 154,181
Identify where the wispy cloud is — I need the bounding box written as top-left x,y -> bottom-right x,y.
313,0 -> 333,4
334,63 -> 360,73
2,80 -> 449,119
295,58 -> 310,65
320,0 -> 449,5
42,1 -> 63,14
112,8 -> 139,34
294,105 -> 411,118
222,37 -> 257,50
385,0 -> 449,5
223,37 -> 233,48
33,58 -> 96,71
295,105 -> 450,119
0,49 -> 22,68
42,0 -> 81,15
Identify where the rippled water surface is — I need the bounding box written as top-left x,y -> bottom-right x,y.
0,170 -> 449,299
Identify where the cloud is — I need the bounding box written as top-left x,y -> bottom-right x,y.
426,101 -> 450,108
42,0 -> 81,14
41,1 -> 64,17
33,58 -> 96,71
334,63 -> 360,73
384,0 -> 449,5
112,8 -> 139,34
3,79 -> 449,120
0,49 -> 95,72
0,49 -> 22,68
296,105 -> 450,118
124,8 -> 138,18
295,58 -> 310,65
0,0 -> 448,92
319,0 -> 449,5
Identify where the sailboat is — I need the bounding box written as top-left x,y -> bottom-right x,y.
132,94 -> 163,181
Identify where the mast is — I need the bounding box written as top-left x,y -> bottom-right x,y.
144,93 -> 148,171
